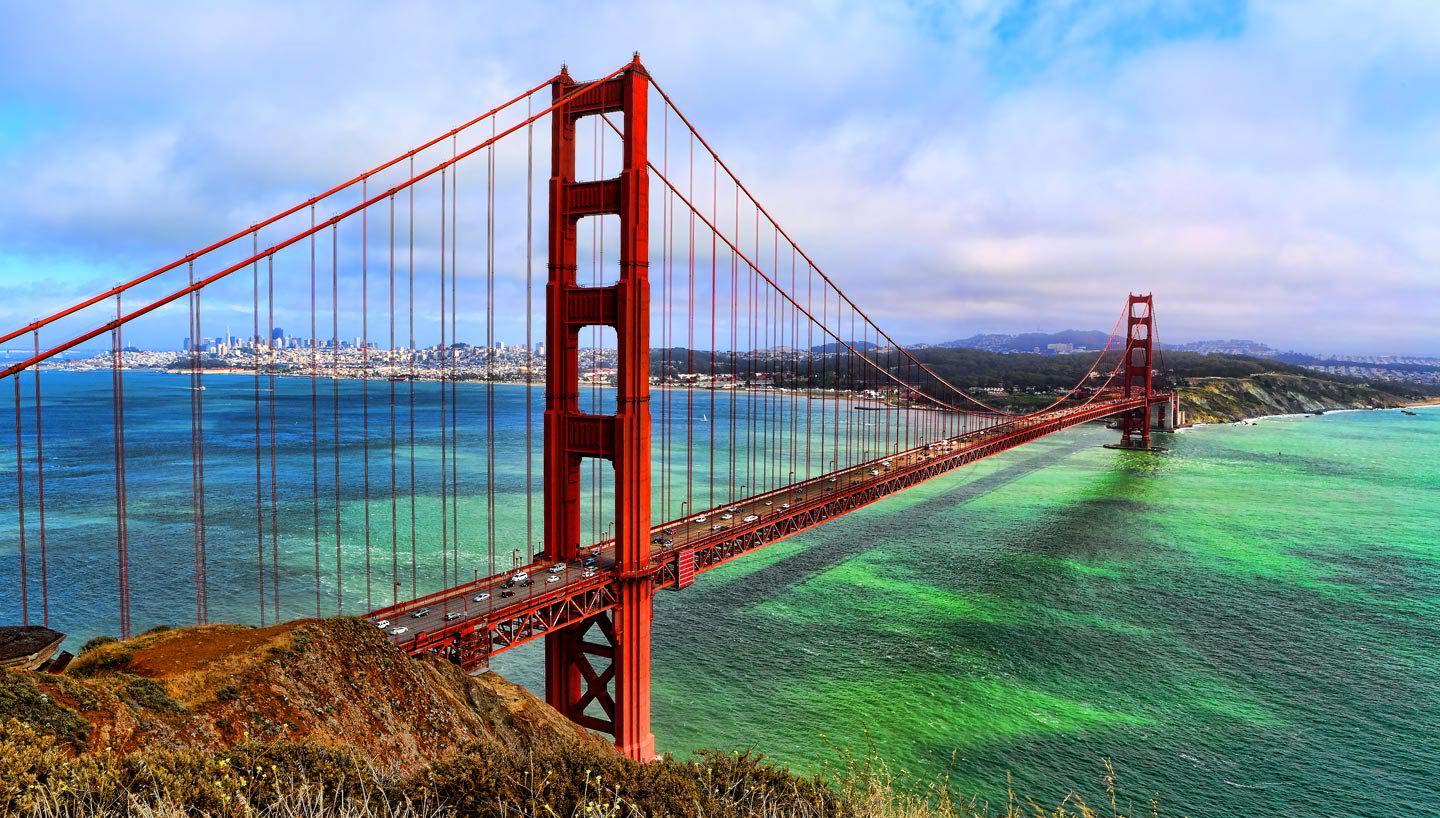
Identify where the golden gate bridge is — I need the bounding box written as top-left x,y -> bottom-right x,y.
1,56 -> 1172,760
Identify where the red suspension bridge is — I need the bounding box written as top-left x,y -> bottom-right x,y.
1,57 -> 1172,760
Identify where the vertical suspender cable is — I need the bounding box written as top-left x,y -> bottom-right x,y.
439,168 -> 449,592
267,255 -> 281,621
685,130 -> 694,513
709,154 -> 717,511
389,194 -> 398,608
187,266 -> 203,624
32,331 -> 48,625
252,236 -> 266,625
450,136 -> 460,583
408,158 -> 418,598
805,263 -> 813,481
362,179 -> 373,611
112,291 -> 131,638
728,183 -> 738,503
487,120 -> 497,584
525,97 -> 535,564
332,226 -> 343,613
311,207 -> 322,616
660,109 -> 670,521
13,372 -> 28,626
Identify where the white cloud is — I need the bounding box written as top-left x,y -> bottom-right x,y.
0,0 -> 1436,353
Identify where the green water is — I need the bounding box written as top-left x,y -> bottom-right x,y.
507,407 -> 1440,815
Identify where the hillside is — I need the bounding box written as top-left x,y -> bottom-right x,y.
3,618 -> 599,764
1180,372 -> 1419,423
1,619 -> 1158,817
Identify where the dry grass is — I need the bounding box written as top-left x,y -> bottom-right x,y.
2,718 -> 1165,818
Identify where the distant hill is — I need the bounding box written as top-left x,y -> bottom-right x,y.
810,340 -> 878,353
941,332 -> 1286,358
939,330 -> 1111,353
1166,339 -> 1279,357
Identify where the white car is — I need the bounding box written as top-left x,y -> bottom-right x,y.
549,562 -> 566,573
743,514 -> 759,523
511,571 -> 529,584
473,593 -> 490,602
725,506 -> 739,513
374,619 -> 390,629
780,503 -> 791,510
868,469 -> 880,476
582,568 -> 598,578
827,476 -> 838,483
445,612 -> 463,621
693,514 -> 708,523
389,626 -> 408,636
545,574 -> 561,584
720,513 -> 733,520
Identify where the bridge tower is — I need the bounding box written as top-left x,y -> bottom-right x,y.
543,57 -> 656,760
1118,293 -> 1155,449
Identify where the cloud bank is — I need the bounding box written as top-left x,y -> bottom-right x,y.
1,1 -> 1437,354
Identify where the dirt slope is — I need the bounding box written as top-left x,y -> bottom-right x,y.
1,618 -> 604,772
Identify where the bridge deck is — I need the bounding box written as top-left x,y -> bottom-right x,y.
366,393 -> 1169,668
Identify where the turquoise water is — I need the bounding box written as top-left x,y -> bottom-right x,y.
3,372 -> 1438,815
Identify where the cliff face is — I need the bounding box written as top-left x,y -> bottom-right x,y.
2,618 -> 604,771
1180,372 -> 1402,424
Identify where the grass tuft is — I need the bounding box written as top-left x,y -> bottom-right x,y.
0,718 -> 1161,818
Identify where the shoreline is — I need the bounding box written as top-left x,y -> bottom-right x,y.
47,366 -> 887,404
1187,401 -> 1439,429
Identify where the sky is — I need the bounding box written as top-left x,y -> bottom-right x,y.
0,0 -> 1438,356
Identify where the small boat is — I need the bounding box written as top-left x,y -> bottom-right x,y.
1401,409 -> 1417,416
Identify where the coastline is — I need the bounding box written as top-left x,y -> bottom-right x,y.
1187,401 -> 1439,428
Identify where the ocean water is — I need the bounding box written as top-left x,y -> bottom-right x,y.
3,372 -> 1437,815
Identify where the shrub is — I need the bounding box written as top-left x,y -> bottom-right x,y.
66,648 -> 134,678
78,636 -> 116,655
0,673 -> 90,749
119,676 -> 184,714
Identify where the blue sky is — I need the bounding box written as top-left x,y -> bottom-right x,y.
0,0 -> 1437,355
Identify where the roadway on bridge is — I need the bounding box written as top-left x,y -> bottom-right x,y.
370,403 -> 1107,648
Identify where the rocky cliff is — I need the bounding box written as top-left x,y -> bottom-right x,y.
1179,372 -> 1408,424
2,618 -> 602,770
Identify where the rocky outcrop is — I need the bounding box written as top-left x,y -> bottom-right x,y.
2,618 -> 606,771
1180,373 -> 1404,424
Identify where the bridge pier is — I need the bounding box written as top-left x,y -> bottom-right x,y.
542,58 -> 656,760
